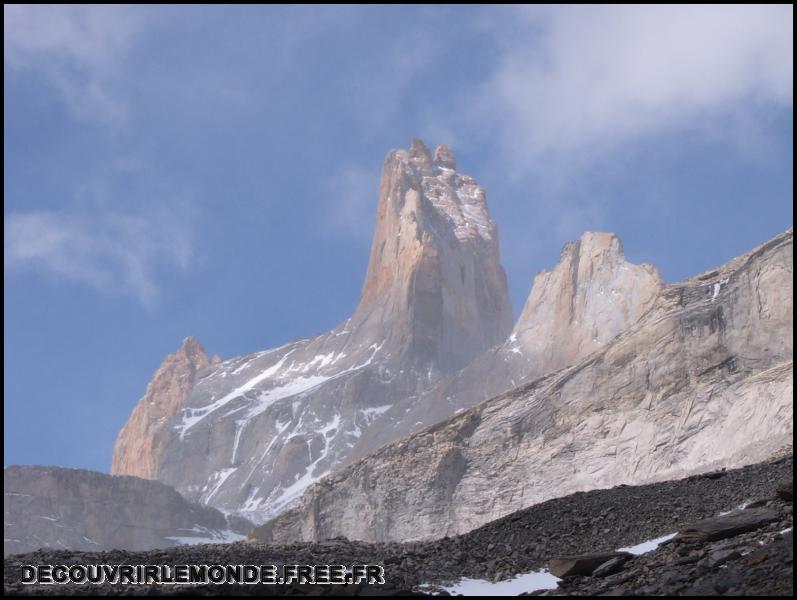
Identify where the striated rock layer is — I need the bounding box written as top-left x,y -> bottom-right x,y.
254,228 -> 793,543
112,140 -> 516,523
3,466 -> 251,556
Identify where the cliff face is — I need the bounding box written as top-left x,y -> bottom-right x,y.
348,230 -> 665,461
111,337 -> 217,479
254,228 -> 793,543
510,231 -> 663,371
3,466 -> 251,556
352,139 -> 513,374
112,140 -> 514,523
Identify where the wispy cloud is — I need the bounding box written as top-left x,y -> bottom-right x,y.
352,34 -> 441,131
5,159 -> 196,307
324,163 -> 380,239
5,7 -> 197,305
5,208 -> 193,307
4,4 -> 152,125
441,4 -> 795,272
480,5 -> 793,172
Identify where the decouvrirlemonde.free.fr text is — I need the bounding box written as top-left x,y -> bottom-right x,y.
21,564 -> 386,585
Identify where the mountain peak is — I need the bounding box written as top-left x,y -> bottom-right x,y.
112,338 -> 214,479
511,230 -> 663,371
114,140 -> 512,521
433,144 -> 456,170
354,139 -> 512,373
109,136 -> 792,539
409,137 -> 432,163
579,230 -> 621,249
180,336 -> 208,359
559,231 -> 623,262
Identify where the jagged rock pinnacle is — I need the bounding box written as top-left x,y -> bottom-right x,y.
111,338 -> 214,479
112,139 -> 513,520
434,144 -> 456,170
354,138 -> 512,373
409,137 -> 432,163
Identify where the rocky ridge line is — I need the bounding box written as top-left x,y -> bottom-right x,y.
255,227 -> 793,543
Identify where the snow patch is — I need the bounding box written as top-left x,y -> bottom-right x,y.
165,526 -> 246,546
231,421 -> 246,463
718,501 -> 750,517
302,352 -> 340,372
421,569 -> 560,596
360,404 -> 392,425
710,277 -> 730,302
175,351 -> 296,438
265,413 -> 341,516
204,468 -> 236,503
617,532 -> 677,555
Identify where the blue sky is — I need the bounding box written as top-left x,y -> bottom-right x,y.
4,5 -> 793,472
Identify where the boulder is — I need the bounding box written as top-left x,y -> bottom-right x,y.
675,508 -> 781,543
549,551 -> 633,578
592,555 -> 632,577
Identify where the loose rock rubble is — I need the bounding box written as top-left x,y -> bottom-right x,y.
539,513 -> 792,596
4,455 -> 792,596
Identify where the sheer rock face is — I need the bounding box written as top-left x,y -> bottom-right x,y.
511,231 -> 663,371
3,466 -> 251,556
111,337 -> 217,480
352,138 -> 512,373
112,140 -> 513,524
349,231 -> 665,460
254,228 -> 793,544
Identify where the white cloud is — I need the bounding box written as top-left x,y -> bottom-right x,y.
324,164 -> 380,239
4,4 -> 151,124
481,4 -> 793,171
4,208 -> 193,307
5,143 -> 197,304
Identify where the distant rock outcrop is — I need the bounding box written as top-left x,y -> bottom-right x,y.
3,466 -> 251,556
511,231 -> 662,372
111,337 -> 218,480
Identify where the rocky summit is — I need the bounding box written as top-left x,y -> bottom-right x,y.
111,139 -> 515,523
110,140 -> 673,529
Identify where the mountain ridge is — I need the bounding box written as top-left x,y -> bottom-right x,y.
253,226 -> 793,543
